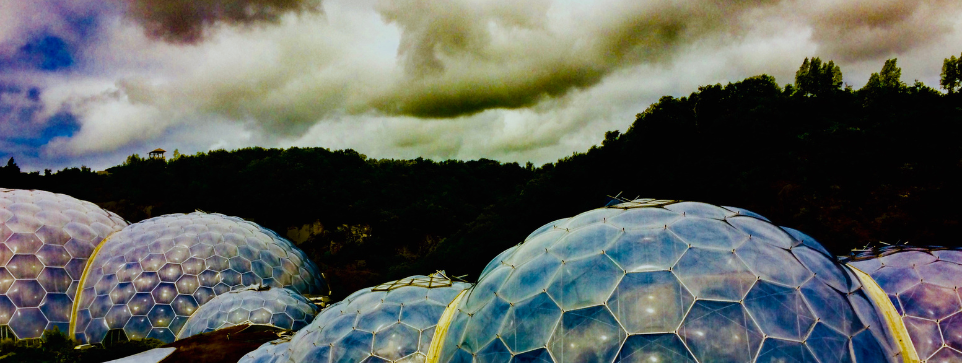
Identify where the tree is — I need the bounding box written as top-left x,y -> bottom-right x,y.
2,157 -> 20,174
941,54 -> 961,94
794,57 -> 843,96
123,154 -> 144,166
863,58 -> 906,92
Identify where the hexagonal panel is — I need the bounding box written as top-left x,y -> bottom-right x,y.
678,300 -> 763,363
9,279 -> 45,307
134,271 -> 161,292
159,263 -> 184,282
357,303 -> 402,333
743,281 -> 816,341
7,254 -> 44,279
545,254 -> 623,310
755,338 -> 817,362
172,295 -> 198,316
373,322 -> 421,361
32,239 -> 71,267
616,334 -> 695,363
903,316 -> 942,360
399,300 -> 446,331
548,224 -> 622,260
669,217 -> 748,249
152,282 -> 178,304
148,304 -> 175,327
798,278 -> 864,336
125,316 -> 152,340
9,307 -> 48,339
176,275 -> 200,295
109,282 -> 136,305
475,338 -> 511,363
805,323 -> 852,363
0,295 -> 15,324
899,283 -> 961,320
461,297 -> 509,353
7,232 -> 43,254
605,228 -> 687,273
607,271 -> 693,334
872,266 -> 921,294
128,292 -> 155,316
735,241 -> 813,287
564,208 -> 624,230
607,207 -> 680,229
673,248 -> 756,301
462,267 -> 509,314
332,330 -> 375,363
0,268 -> 13,294
38,267 -> 72,293
105,305 -> 132,329
39,293 -> 72,322
547,305 -> 626,363
880,251 -> 937,268
499,253 -> 562,302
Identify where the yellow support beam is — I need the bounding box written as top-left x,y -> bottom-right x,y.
848,264 -> 920,363
425,288 -> 468,363
68,231 -> 118,341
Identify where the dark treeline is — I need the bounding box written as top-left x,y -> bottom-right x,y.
2,55 -> 962,298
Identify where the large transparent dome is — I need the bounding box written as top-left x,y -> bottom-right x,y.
272,272 -> 470,363
433,199 -> 904,363
0,188 -> 127,339
848,246 -> 962,361
69,212 -> 328,344
178,286 -> 318,340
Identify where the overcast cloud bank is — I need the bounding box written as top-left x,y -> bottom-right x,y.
1,0 -> 961,171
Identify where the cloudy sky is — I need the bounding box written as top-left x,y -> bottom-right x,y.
1,0 -> 961,172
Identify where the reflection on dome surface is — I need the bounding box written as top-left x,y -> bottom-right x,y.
70,212 -> 328,344
264,273 -> 470,363
433,199 -> 903,363
848,246 -> 962,361
0,189 -> 127,340
177,286 -> 318,340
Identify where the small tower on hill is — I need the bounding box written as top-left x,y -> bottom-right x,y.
149,148 -> 166,160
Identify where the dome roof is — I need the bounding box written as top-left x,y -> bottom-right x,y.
0,188 -> 127,339
253,272 -> 470,363
178,286 -> 318,340
70,212 -> 328,344
433,199 -> 903,363
848,245 -> 962,361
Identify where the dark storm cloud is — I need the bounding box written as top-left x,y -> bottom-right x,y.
371,0 -> 782,118
122,0 -> 322,43
807,0 -> 962,61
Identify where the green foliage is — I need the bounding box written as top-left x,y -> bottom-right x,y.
862,58 -> 906,93
794,57 -> 842,97
942,54 -> 961,93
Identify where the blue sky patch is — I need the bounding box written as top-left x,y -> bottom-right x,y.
19,35 -> 75,71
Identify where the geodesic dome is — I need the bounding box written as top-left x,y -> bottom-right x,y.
0,188 -> 127,339
178,286 -> 318,340
69,212 -> 329,344
278,273 -> 471,363
238,337 -> 293,363
432,199 -> 905,363
847,246 -> 962,361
